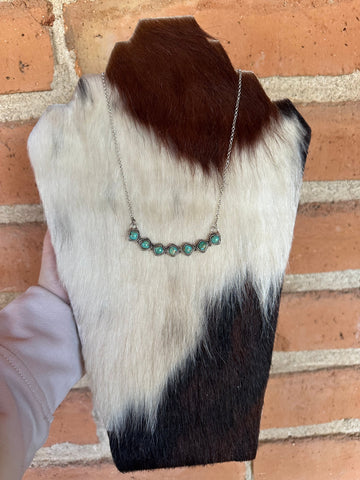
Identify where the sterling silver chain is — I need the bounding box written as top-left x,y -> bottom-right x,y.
101,69 -> 242,255
102,73 -> 137,226
212,69 -> 242,231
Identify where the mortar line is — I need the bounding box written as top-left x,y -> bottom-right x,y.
271,348 -> 360,374
0,205 -> 45,224
49,0 -> 76,68
245,461 -> 254,480
29,419 -> 360,467
259,418 -> 360,442
260,70 -> 360,103
31,441 -> 112,468
299,180 -> 360,204
0,292 -> 19,310
283,270 -> 360,292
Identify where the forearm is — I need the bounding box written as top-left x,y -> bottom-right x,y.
0,286 -> 83,478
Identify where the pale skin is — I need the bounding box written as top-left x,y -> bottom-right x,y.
38,229 -> 69,304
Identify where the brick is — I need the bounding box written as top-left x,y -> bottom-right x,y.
0,121 -> 40,205
0,0 -> 54,94
261,368 -> 360,430
63,0 -> 360,77
254,438 -> 360,480
288,201 -> 360,274
299,102 -> 360,182
0,224 -> 45,292
24,462 -> 246,479
23,464 -> 121,480
275,290 -> 360,351
45,389 -> 97,447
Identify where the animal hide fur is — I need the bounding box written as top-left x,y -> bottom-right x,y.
28,17 -> 311,472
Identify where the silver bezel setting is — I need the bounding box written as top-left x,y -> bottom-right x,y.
209,232 -> 221,246
182,243 -> 195,256
153,243 -> 165,256
128,228 -> 140,242
166,244 -> 180,257
138,238 -> 152,250
196,240 -> 209,253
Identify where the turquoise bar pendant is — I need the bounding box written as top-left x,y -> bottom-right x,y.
128,227 -> 221,257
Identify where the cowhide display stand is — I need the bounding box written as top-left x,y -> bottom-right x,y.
28,16 -> 311,472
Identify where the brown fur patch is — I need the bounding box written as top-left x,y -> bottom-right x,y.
106,16 -> 278,173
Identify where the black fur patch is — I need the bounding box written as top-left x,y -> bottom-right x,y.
276,99 -> 311,171
76,77 -> 92,103
108,281 -> 280,472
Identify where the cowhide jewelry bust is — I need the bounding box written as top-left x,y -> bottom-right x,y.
28,16 -> 311,472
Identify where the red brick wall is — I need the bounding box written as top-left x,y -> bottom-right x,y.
1,1 -> 359,479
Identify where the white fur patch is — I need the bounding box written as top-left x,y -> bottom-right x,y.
28,75 -> 305,429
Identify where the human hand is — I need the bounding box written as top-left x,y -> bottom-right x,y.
38,229 -> 69,304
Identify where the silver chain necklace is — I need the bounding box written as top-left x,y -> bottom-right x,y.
102,69 -> 242,257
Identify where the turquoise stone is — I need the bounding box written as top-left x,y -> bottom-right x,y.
197,240 -> 208,253
210,233 -> 221,246
153,244 -> 165,256
129,229 -> 139,241
167,244 -> 179,257
140,239 -> 151,250
182,243 -> 194,256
